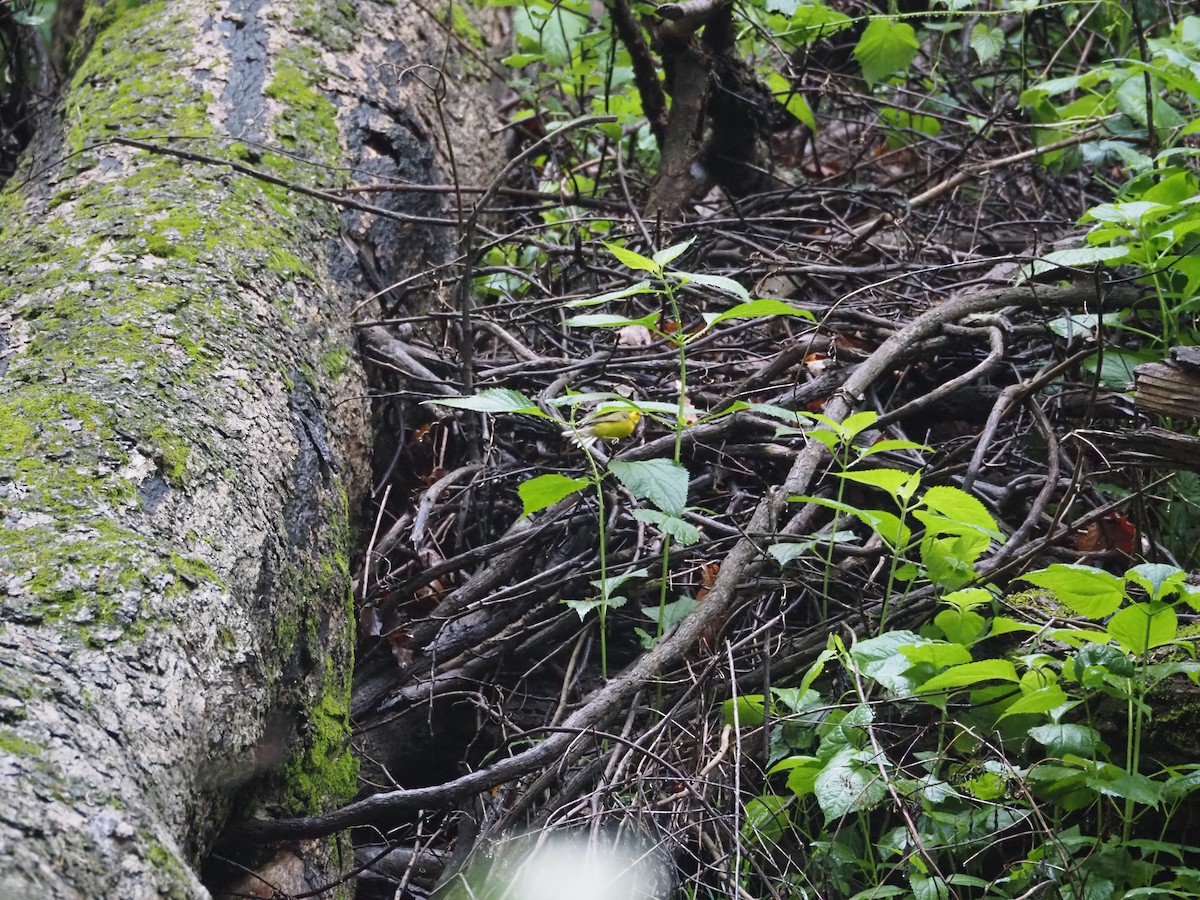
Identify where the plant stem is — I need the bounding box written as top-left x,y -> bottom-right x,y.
583,443 -> 610,679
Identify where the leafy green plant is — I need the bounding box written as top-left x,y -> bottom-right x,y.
1024,15 -> 1200,361
770,409 -> 1001,631
730,561 -> 1200,899
563,239 -> 813,643
434,239 -> 813,674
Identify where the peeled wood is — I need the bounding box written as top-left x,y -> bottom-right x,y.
1134,351 -> 1200,420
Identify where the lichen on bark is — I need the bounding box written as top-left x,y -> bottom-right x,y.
0,0 -> 368,893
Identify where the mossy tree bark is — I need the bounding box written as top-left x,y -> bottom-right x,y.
0,0 -> 495,895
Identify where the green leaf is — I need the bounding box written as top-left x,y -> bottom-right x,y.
837,409 -> 879,442
788,2 -> 853,40
590,568 -> 649,596
768,531 -> 857,565
772,686 -> 823,714
724,695 -> 767,726
934,608 -> 987,646
500,52 -> 545,67
1029,723 -> 1104,757
941,587 -> 992,612
916,659 -> 1019,694
742,794 -> 791,845
562,596 -> 604,619
1085,765 -> 1162,807
563,280 -> 654,307
814,745 -> 888,820
848,888 -> 906,900
640,595 -> 698,628
765,72 -> 817,131
679,272 -> 753,301
836,467 -> 921,501
563,311 -> 661,329
900,641 -> 973,669
919,486 -> 1001,538
653,238 -> 694,267
608,458 -> 690,515
988,616 -> 1041,638
604,241 -> 660,273
632,508 -> 701,545
518,473 -> 589,515
995,684 -> 1068,722
1017,245 -> 1131,283
1108,602 -> 1177,654
969,23 -> 1005,65
1019,564 -> 1126,618
1125,563 -> 1188,601
1081,347 -> 1160,390
794,496 -> 909,548
851,631 -> 930,694
426,388 -> 546,415
910,874 -> 950,900
783,756 -> 824,798
854,18 -> 919,85
859,437 -> 931,457
1046,311 -> 1126,340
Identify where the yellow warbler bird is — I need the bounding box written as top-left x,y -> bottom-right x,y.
570,407 -> 641,442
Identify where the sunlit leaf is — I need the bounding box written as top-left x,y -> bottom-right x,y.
854,18 -> 919,85
518,473 -> 588,515
609,458 -> 689,515
425,388 -> 546,415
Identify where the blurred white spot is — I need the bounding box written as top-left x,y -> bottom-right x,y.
496,832 -> 668,900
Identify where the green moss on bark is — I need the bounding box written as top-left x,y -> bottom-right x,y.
282,658 -> 357,813
0,732 -> 42,756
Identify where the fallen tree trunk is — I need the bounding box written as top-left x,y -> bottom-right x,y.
0,0 -> 495,894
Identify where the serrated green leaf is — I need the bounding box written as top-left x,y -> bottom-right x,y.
836,467 -> 921,501
934,608 -> 987,646
1019,564 -> 1125,618
426,388 -> 546,415
563,597 -> 603,619
1085,765 -> 1162,806
1125,563 -> 1188,601
859,438 -> 932,457
814,746 -> 888,820
590,567 -> 649,596
640,595 -> 697,628
970,23 -> 1005,65
742,794 -> 791,845
500,52 -> 545,67
920,486 -> 1001,537
632,508 -> 701,545
900,641 -> 973,669
1017,245 -> 1130,283
518,473 -> 589,516
1108,602 -> 1177,654
768,531 -> 857,565
608,458 -> 689,515
854,18 -> 919,85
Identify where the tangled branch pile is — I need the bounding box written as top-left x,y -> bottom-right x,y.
331,66 -> 1173,895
